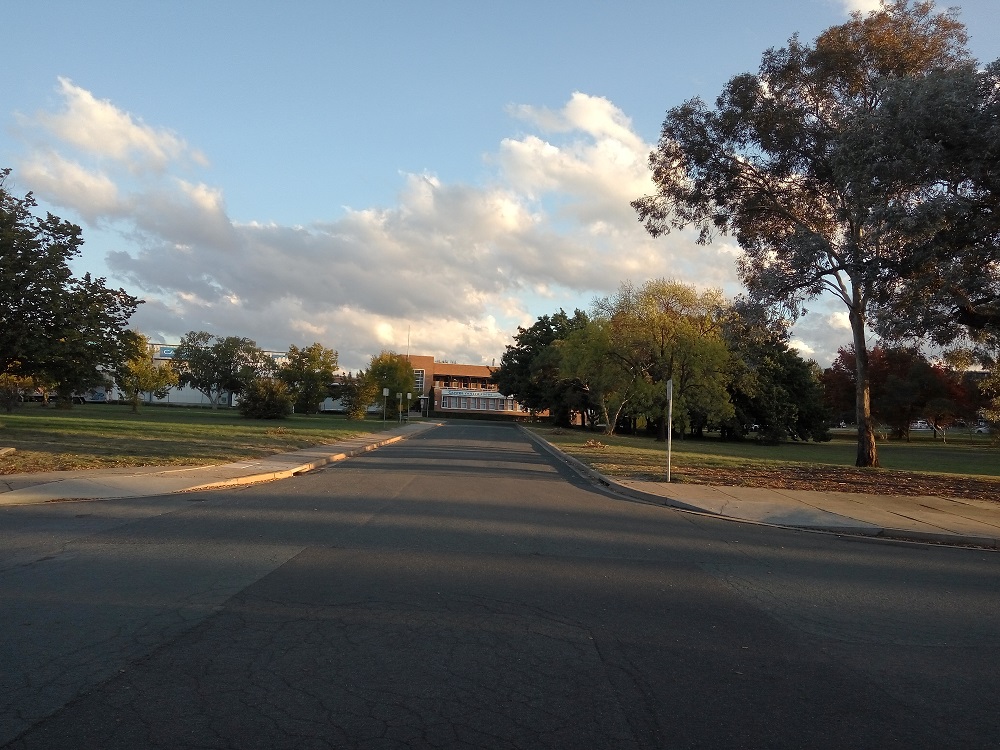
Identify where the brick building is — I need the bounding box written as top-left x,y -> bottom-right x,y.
404,355 -> 528,417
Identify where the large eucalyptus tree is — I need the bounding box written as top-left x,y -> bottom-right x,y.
633,1 -> 972,466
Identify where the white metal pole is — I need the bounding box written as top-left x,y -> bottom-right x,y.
666,379 -> 673,483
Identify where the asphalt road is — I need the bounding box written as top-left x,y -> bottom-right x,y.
1,421 -> 998,749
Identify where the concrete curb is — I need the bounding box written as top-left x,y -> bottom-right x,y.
519,425 -> 704,513
519,426 -> 1000,549
186,430 -> 420,491
0,421 -> 443,505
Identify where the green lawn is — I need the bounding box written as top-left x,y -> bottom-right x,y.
530,426 -> 1000,480
0,403 -> 392,474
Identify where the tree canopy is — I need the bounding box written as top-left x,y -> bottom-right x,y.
823,345 -> 975,440
492,309 -> 590,426
723,302 -> 830,443
493,282 -> 829,443
1,168 -> 141,404
558,319 -> 642,434
593,280 -> 733,441
859,61 -> 1000,347
340,371 -> 381,420
632,0 -> 975,466
111,332 -> 179,413
278,343 -> 339,414
172,331 -> 274,408
366,351 -> 416,420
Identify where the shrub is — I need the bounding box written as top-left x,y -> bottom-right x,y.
239,378 -> 294,419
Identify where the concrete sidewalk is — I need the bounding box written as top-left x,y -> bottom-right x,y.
0,421 -> 441,506
523,427 -> 1000,549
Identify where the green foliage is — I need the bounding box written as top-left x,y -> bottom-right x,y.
632,1 -> 972,466
172,331 -> 274,408
723,302 -> 830,443
111,332 -> 180,413
1,168 -> 141,404
366,351 -> 416,419
0,371 -> 33,414
857,60 -> 1000,346
559,320 -> 642,434
238,378 -> 294,419
498,287 -> 833,443
980,368 -> 1000,426
279,343 -> 339,414
339,371 -> 381,420
493,309 -> 590,426
594,280 -> 733,441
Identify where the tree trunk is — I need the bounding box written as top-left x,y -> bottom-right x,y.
850,307 -> 880,468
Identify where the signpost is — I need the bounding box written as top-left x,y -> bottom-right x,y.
382,387 -> 389,423
666,378 -> 673,483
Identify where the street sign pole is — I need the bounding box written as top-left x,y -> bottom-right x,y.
666,379 -> 673,483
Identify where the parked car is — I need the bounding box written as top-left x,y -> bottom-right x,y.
974,425 -> 991,434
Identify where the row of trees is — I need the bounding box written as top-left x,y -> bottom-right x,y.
166,333 -> 341,418
124,334 -> 417,421
0,165 -> 415,422
1,164 -> 413,420
632,1 -> 1000,466
823,346 -> 992,441
3,325 -> 344,419
336,351 -> 416,421
493,279 -> 831,443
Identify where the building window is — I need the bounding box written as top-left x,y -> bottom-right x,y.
413,369 -> 425,394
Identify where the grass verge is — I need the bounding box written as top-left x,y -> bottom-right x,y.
528,425 -> 1000,501
0,403 -> 392,474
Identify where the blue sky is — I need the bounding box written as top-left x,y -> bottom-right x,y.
4,1 -> 998,371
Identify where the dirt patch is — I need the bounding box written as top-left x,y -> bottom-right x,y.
671,465 -> 1000,503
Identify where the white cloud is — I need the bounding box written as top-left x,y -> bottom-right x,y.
14,82 -> 747,370
31,77 -> 206,172
828,311 -> 852,330
784,300 -> 860,367
837,0 -> 881,14
789,339 -> 815,357
17,151 -> 121,223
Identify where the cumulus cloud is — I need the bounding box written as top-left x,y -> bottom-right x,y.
837,0 -> 882,14
14,82 -> 749,370
17,150 -> 122,224
30,77 -> 207,172
788,301 -> 858,367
